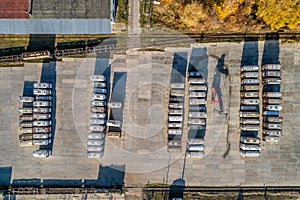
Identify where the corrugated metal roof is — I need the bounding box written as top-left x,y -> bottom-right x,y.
0,19 -> 111,34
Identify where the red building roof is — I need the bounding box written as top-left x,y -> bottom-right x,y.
0,0 -> 29,19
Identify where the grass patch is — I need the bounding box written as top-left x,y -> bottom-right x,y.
116,0 -> 128,23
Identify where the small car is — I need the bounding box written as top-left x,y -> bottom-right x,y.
262,78 -> 281,84
188,144 -> 205,151
91,107 -> 106,113
91,100 -> 106,107
35,96 -> 52,101
90,112 -> 106,119
168,123 -> 182,128
19,108 -> 33,114
94,88 -> 107,94
32,139 -> 51,145
87,152 -> 103,158
262,71 -> 281,78
32,150 -> 52,158
19,121 -> 33,128
20,128 -> 33,134
263,129 -> 282,136
32,133 -> 51,139
240,150 -> 260,157
240,143 -> 261,151
87,145 -> 104,152
169,103 -> 183,109
188,78 -> 205,84
240,72 -> 259,78
107,102 -> 122,108
188,118 -> 206,125
264,105 -> 283,111
241,65 -> 259,72
189,92 -> 206,98
188,112 -> 207,118
189,71 -> 201,77
240,136 -> 261,144
90,75 -> 106,82
33,113 -> 51,120
19,115 -> 33,121
241,79 -> 260,85
263,135 -> 280,143
33,89 -> 51,96
187,151 -> 204,158
92,93 -> 107,100
88,133 -> 105,140
90,118 -> 106,125
19,96 -> 35,103
34,82 -> 52,89
93,82 -> 107,88
90,125 -> 105,132
189,85 -> 207,91
33,127 -> 51,133
33,120 -> 52,127
33,107 -> 51,113
169,109 -> 183,115
189,98 -> 206,105
263,92 -> 282,98
107,120 -> 121,127
87,139 -> 104,146
33,101 -> 51,107
19,140 -> 33,146
262,64 -> 281,71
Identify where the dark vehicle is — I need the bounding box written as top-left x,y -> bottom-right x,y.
189,106 -> 206,112
35,96 -> 53,101
240,105 -> 259,111
263,111 -> 279,116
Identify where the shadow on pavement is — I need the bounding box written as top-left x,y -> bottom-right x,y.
22,81 -> 35,108
84,164 -> 125,187
11,178 -> 41,187
38,61 -> 56,152
241,36 -> 258,66
22,81 -> 35,97
171,52 -> 187,83
42,179 -> 83,188
109,72 -> 127,130
262,33 -> 280,66
0,166 -> 12,187
262,33 -> 281,93
212,54 -> 226,112
240,36 -> 259,138
188,48 -> 208,81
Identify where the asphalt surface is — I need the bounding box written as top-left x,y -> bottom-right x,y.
0,41 -> 299,189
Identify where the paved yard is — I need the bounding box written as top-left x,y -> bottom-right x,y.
0,40 -> 299,188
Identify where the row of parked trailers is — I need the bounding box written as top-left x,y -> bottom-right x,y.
187,72 -> 207,158
261,64 -> 283,143
87,75 -> 123,159
87,75 -> 108,159
239,64 -> 283,157
167,82 -> 185,151
239,65 -> 261,157
18,82 -> 53,158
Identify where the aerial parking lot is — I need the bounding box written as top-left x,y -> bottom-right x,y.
0,39 -> 299,188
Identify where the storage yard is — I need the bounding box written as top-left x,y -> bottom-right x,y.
0,40 -> 299,189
